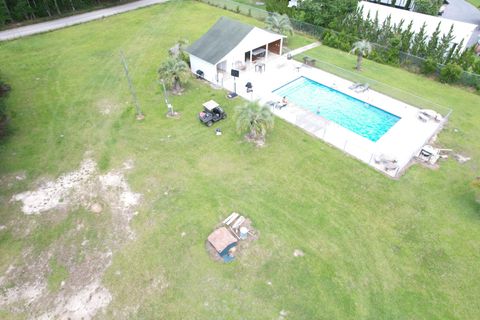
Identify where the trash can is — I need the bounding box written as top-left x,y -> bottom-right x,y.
239,227 -> 249,240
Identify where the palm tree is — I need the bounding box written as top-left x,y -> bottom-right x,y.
235,101 -> 274,144
169,39 -> 189,64
350,40 -> 372,71
158,58 -> 189,95
265,12 -> 293,39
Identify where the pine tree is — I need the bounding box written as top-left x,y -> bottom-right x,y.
378,14 -> 393,45
436,25 -> 454,63
400,21 -> 414,53
426,22 -> 442,60
410,23 -> 428,57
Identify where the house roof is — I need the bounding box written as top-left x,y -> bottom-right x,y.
186,17 -> 254,65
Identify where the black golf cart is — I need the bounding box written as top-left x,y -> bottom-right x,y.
198,100 -> 227,127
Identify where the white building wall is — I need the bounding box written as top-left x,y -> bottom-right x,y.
189,55 -> 217,83
189,28 -> 283,85
360,1 -> 477,48
218,29 -> 284,74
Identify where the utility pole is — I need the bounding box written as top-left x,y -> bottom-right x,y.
120,51 -> 144,120
160,79 -> 174,116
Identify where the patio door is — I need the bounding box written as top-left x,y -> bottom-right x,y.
244,51 -> 251,63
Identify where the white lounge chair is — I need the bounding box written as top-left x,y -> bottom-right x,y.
355,83 -> 369,93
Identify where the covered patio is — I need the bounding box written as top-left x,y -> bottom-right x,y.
186,17 -> 284,86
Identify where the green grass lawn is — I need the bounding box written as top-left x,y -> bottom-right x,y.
0,1 -> 480,319
232,0 -> 266,8
466,0 -> 480,8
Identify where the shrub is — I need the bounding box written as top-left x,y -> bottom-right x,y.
236,5 -> 240,13
322,30 -> 339,48
422,58 -> 438,75
337,32 -> 354,52
472,177 -> 480,203
439,63 -> 462,83
472,59 -> 480,75
265,0 -> 289,14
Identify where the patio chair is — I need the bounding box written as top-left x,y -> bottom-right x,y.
355,83 -> 369,93
349,83 -> 362,90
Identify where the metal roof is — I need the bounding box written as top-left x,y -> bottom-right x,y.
186,17 -> 254,65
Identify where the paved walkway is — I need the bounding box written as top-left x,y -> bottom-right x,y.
0,0 -> 169,41
286,42 -> 320,57
443,0 -> 480,47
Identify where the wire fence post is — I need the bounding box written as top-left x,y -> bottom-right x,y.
160,79 -> 174,116
120,51 -> 144,120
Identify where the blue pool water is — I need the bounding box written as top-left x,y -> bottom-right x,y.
273,77 -> 400,142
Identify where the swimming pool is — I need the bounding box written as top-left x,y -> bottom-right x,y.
273,77 -> 400,142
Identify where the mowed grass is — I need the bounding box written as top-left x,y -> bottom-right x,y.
466,0 -> 480,8
0,1 -> 479,319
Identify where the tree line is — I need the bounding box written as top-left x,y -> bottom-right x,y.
0,0 -> 124,26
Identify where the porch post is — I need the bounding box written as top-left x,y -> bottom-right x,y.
265,44 -> 269,61
279,37 -> 283,55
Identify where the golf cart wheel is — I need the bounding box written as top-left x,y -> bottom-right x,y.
207,121 -> 213,127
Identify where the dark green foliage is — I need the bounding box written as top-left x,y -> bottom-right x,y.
456,47 -> 480,72
436,25 -> 455,63
426,22 -> 441,58
299,0 -> 358,29
0,0 -> 126,26
422,57 -> 438,75
413,0 -> 443,15
321,30 -> 354,52
410,23 -> 428,57
0,77 -> 10,136
473,60 -> 480,75
439,63 -> 462,83
384,35 -> 402,65
265,0 -> 289,14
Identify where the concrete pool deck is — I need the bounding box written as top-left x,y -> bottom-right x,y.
220,54 -> 446,177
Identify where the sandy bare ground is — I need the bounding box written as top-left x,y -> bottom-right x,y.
1,157 -> 141,319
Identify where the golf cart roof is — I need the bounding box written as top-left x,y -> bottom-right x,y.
203,100 -> 219,111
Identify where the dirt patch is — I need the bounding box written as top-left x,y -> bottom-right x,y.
96,98 -> 120,116
2,158 -> 141,319
11,159 -> 97,215
244,134 -> 266,147
38,280 -> 112,320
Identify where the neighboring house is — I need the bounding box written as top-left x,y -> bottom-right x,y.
360,1 -> 478,49
288,0 -> 300,7
365,0 -> 415,10
186,17 -> 284,85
